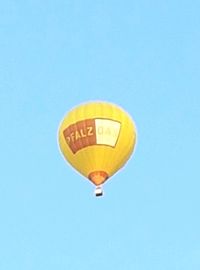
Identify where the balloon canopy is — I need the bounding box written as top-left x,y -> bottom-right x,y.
58,101 -> 137,196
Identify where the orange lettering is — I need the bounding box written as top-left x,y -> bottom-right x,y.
75,130 -> 81,140
70,132 -> 75,142
80,129 -> 87,137
66,137 -> 71,144
87,126 -> 93,136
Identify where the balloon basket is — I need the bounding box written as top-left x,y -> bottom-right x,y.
94,186 -> 103,197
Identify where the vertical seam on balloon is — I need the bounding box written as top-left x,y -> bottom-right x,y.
111,105 -> 124,174
105,103 -> 116,176
117,112 -> 133,172
74,109 -> 82,153
91,103 -> 98,170
81,104 -> 92,177
115,104 -> 125,174
72,106 -> 87,176
75,105 -> 90,176
117,110 -> 128,170
126,114 -> 136,160
100,103 -> 108,173
82,107 -> 94,171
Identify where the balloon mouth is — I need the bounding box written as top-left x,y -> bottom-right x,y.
88,171 -> 109,186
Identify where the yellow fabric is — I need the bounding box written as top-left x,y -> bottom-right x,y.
58,101 -> 137,181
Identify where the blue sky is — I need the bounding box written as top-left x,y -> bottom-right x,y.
0,0 -> 200,269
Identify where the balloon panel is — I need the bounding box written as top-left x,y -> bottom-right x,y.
63,118 -> 121,154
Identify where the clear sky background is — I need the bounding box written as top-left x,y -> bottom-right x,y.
0,1 -> 200,269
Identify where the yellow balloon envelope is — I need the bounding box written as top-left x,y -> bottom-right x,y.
58,101 -> 137,196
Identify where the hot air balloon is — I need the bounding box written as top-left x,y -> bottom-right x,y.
58,101 -> 137,196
